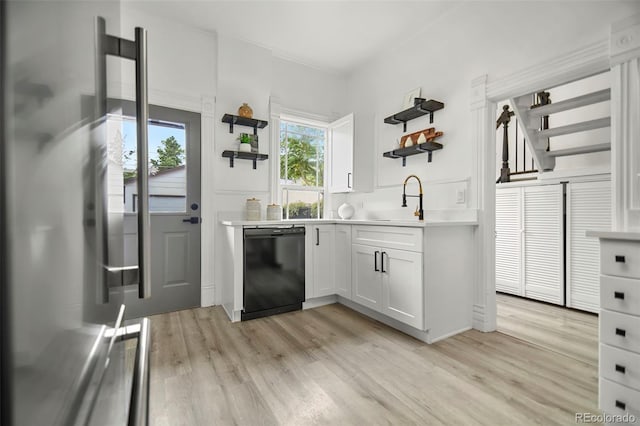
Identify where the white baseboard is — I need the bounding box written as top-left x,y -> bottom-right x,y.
303,295 -> 338,310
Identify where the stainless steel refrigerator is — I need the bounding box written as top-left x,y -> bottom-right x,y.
2,1 -> 152,424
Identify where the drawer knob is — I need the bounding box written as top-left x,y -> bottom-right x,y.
614,291 -> 625,300
615,400 -> 626,411
615,328 -> 626,337
615,255 -> 626,263
615,364 -> 626,374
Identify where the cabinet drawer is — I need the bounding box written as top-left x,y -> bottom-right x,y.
601,344 -> 640,391
601,240 -> 640,279
601,275 -> 640,315
601,310 -> 640,353
599,378 -> 640,418
351,226 -> 423,252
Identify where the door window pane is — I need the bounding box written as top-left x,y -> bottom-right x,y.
112,116 -> 187,213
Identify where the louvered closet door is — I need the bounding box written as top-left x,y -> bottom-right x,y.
496,187 -> 523,295
523,185 -> 564,305
567,180 -> 611,312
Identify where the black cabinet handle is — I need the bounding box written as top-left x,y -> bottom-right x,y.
614,291 -> 625,300
616,328 -> 626,337
615,364 -> 626,374
615,400 -> 626,410
381,252 -> 386,273
374,251 -> 379,272
316,228 -> 319,246
615,255 -> 626,263
182,217 -> 200,224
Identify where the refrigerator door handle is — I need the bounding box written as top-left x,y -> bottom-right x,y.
98,18 -> 151,300
128,317 -> 151,426
134,26 -> 150,299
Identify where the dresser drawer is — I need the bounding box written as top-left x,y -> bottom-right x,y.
601,239 -> 640,279
600,310 -> 640,353
601,344 -> 640,391
351,226 -> 423,252
599,378 -> 640,418
601,275 -> 640,315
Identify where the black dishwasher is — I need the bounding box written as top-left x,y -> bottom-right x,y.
243,227 -> 305,320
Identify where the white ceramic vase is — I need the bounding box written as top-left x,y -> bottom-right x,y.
337,202 -> 355,219
238,143 -> 251,152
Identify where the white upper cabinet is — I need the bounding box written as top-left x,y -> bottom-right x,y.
328,113 -> 354,193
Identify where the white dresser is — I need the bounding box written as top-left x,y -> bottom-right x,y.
589,231 -> 640,423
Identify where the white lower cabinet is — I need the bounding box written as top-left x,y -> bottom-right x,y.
310,224 -> 336,298
351,244 -> 382,310
380,248 -> 423,329
334,225 -> 352,299
351,226 -> 424,329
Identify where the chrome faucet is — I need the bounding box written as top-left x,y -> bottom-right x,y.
402,174 -> 424,221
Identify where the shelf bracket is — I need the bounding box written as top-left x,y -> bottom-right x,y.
427,152 -> 432,163
252,159 -> 257,169
402,157 -> 406,167
228,120 -> 235,134
429,112 -> 434,123
403,121 -> 407,132
228,156 -> 235,168
253,126 -> 258,135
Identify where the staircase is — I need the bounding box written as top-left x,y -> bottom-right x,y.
509,88 -> 611,173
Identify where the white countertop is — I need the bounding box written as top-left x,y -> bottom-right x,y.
220,218 -> 478,228
585,229 -> 640,241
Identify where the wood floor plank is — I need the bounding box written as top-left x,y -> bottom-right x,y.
148,297 -> 600,425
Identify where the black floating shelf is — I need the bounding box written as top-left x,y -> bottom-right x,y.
384,99 -> 445,132
383,141 -> 443,166
222,150 -> 268,169
222,114 -> 268,135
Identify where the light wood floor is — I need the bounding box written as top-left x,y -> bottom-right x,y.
149,299 -> 600,425
496,293 -> 598,367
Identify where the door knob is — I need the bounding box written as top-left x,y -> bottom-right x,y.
182,217 -> 200,224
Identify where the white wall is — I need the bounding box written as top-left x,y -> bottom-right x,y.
344,1 -> 638,218
120,5 -> 348,306
212,38 -> 348,304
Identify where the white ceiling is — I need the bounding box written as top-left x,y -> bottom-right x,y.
126,1 -> 459,74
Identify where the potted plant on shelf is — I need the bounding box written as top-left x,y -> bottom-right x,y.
238,133 -> 252,152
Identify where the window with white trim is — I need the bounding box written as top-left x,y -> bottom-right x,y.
279,119 -> 327,219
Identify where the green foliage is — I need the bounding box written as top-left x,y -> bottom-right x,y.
238,133 -> 252,144
150,136 -> 184,170
280,135 -> 323,186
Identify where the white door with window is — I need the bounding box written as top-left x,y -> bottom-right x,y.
107,102 -> 201,319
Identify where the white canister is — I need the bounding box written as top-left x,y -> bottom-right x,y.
266,204 -> 282,221
246,198 -> 261,221
337,202 -> 355,219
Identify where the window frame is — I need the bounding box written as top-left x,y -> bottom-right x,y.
272,110 -> 330,220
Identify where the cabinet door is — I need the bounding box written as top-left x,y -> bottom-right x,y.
335,225 -> 352,299
567,180 -> 611,312
523,185 -> 564,305
381,248 -> 424,329
312,225 -> 336,298
328,113 -> 354,193
351,244 -> 382,311
495,187 -> 524,296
